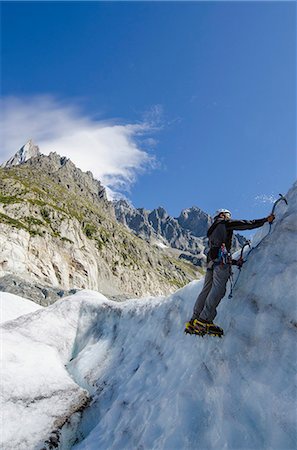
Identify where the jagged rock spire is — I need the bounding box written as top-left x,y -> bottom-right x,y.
1,140 -> 41,168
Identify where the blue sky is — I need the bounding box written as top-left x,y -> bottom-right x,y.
1,1 -> 296,219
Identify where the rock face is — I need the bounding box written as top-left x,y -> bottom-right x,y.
0,275 -> 78,306
177,206 -> 212,237
0,147 -> 200,301
1,140 -> 41,168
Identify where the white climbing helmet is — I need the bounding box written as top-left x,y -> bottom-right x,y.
213,208 -> 232,219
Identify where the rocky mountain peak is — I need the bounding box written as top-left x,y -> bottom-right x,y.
148,207 -> 165,222
1,145 -> 112,216
1,139 -> 41,168
177,206 -> 212,237
156,206 -> 168,219
114,198 -> 133,210
24,151 -> 110,207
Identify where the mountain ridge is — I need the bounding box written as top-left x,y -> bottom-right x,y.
0,144 -> 201,301
114,198 -> 245,261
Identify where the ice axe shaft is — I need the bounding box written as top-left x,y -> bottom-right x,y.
240,241 -> 251,260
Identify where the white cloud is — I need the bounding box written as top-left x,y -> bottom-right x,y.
0,96 -> 159,196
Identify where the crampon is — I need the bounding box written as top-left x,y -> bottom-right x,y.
184,319 -> 224,338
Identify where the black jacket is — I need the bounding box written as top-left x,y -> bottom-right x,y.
207,217 -> 267,262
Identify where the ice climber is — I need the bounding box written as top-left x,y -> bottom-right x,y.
185,209 -> 275,336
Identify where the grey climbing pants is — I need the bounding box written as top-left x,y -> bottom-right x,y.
193,264 -> 231,323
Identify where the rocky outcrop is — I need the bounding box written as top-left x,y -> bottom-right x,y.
25,150 -> 111,212
177,206 -> 212,237
0,275 -> 78,306
0,149 -> 200,301
1,140 -> 41,168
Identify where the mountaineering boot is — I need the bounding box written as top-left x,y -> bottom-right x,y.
184,318 -> 208,336
196,318 -> 224,336
184,318 -> 223,337
184,319 -> 204,335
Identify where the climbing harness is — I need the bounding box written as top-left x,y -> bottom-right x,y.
228,193 -> 288,299
218,243 -> 230,265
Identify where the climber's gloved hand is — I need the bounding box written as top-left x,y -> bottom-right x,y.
267,214 -> 275,224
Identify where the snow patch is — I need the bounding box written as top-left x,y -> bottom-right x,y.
155,241 -> 168,249
0,291 -> 43,324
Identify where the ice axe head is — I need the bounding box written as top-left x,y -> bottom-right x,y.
271,193 -> 288,215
